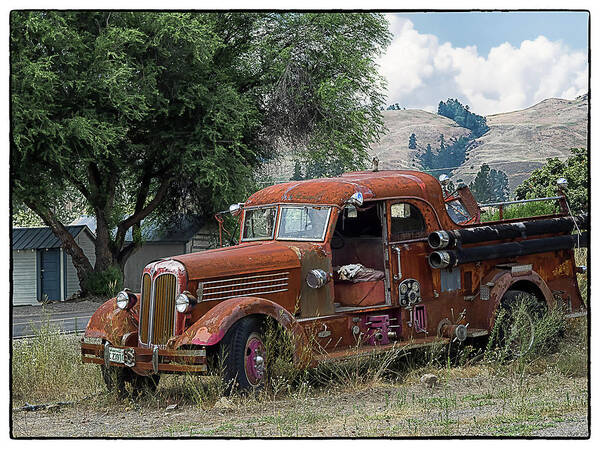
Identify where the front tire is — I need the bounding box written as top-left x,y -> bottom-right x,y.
222,316 -> 266,392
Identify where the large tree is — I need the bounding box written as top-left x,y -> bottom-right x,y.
11,12 -> 391,292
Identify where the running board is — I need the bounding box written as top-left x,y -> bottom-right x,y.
313,336 -> 449,363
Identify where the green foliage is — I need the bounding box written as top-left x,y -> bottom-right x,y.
481,201 -> 558,222
82,265 -> 123,296
438,98 -> 489,138
469,164 -> 509,203
514,148 -> 588,213
408,133 -> 417,149
11,11 -> 391,281
417,134 -> 470,174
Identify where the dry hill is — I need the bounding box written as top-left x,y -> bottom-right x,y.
262,95 -> 588,193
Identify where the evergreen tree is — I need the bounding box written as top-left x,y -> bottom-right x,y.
408,133 -> 417,149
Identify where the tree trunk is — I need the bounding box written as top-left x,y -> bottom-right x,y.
25,199 -> 94,294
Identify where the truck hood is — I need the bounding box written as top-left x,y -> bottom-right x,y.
170,241 -> 302,280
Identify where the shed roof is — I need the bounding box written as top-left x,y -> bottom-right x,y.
244,170 -> 445,207
12,225 -> 93,250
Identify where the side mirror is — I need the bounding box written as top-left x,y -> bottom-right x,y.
347,192 -> 364,207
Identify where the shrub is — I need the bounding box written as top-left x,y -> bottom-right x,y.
83,265 -> 123,296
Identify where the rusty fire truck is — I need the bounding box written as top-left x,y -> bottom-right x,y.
81,170 -> 587,392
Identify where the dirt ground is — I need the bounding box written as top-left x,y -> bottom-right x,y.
11,368 -> 588,438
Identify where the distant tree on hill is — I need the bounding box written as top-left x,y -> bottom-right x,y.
386,103 -> 401,110
417,134 -> 469,174
408,133 -> 417,149
469,164 -> 509,203
438,98 -> 489,138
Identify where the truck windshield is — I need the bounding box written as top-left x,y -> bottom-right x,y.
277,206 -> 332,241
241,207 -> 277,241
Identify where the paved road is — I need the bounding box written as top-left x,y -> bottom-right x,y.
12,310 -> 93,338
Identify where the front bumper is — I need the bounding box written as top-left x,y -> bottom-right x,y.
81,339 -> 207,374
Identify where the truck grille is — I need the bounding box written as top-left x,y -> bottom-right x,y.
139,273 -> 178,346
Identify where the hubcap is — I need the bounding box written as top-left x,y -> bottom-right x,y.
244,333 -> 265,386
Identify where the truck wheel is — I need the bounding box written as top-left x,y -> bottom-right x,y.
130,373 -> 160,394
101,365 -> 128,397
222,316 -> 266,392
497,290 -> 546,357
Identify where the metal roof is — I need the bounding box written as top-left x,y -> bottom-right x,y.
12,225 -> 92,250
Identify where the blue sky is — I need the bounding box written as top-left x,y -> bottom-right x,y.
395,11 -> 588,56
379,12 -> 589,115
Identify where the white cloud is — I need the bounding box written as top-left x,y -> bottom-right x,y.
379,15 -> 589,115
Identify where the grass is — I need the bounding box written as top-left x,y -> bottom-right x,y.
11,316 -> 103,404
12,279 -> 588,437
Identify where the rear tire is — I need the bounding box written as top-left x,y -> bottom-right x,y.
496,290 -> 546,357
221,316 -> 266,392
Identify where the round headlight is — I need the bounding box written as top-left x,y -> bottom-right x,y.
176,293 -> 192,313
116,290 -> 135,310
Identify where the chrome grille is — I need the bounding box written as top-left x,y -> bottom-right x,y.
201,272 -> 289,301
151,274 -> 177,345
139,273 -> 152,344
138,272 -> 178,346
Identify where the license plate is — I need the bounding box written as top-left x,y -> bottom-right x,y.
108,347 -> 125,364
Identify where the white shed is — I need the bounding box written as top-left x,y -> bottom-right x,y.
11,225 -> 96,306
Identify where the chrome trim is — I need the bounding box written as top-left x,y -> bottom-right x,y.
201,288 -> 288,302
203,277 -> 289,291
203,282 -> 288,297
276,206 -> 332,242
152,346 -> 159,374
104,341 -> 110,367
203,272 -> 290,285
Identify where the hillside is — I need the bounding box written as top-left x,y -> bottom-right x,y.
454,95 -> 588,189
261,95 -> 588,193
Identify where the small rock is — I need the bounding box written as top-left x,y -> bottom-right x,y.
420,373 -> 438,388
165,404 -> 178,411
214,397 -> 233,409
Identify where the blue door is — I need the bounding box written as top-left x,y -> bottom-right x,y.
40,249 -> 60,301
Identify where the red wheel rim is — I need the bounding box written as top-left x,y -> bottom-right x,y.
244,333 -> 265,386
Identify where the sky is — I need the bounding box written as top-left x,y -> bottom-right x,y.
379,11 -> 589,115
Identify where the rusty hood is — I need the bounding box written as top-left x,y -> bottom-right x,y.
170,241 -> 302,280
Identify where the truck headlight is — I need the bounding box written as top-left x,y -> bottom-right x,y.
176,292 -> 196,313
116,290 -> 136,310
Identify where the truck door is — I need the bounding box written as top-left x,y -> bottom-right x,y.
386,201 -> 437,334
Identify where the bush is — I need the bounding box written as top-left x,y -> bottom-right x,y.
481,201 -> 558,222
83,266 -> 123,296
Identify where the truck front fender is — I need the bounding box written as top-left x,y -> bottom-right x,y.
173,297 -> 307,349
84,296 -> 139,346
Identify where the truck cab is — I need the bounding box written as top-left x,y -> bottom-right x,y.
81,170 -> 586,392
